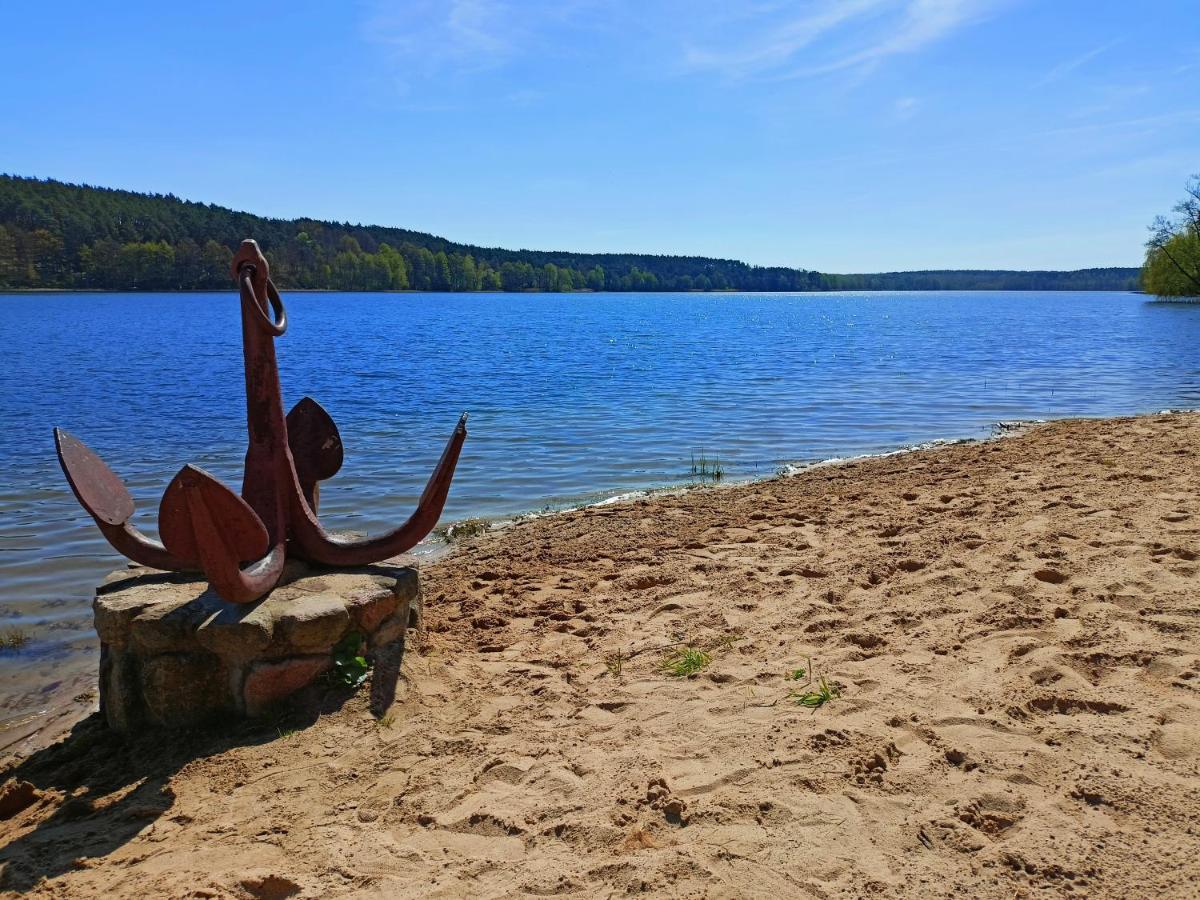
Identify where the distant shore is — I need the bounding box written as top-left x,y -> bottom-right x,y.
2,410 -> 1198,896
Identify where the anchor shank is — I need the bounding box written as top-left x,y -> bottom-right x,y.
234,246 -> 292,548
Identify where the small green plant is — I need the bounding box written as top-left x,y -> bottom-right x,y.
787,655 -> 812,682
0,627 -> 29,651
435,518 -> 489,543
714,632 -> 743,652
662,646 -> 711,677
376,712 -> 396,729
689,450 -> 724,481
330,631 -> 370,687
277,727 -> 298,739
605,650 -> 623,677
791,675 -> 840,709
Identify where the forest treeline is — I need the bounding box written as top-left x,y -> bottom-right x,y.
0,175 -> 1139,293
827,269 -> 1139,291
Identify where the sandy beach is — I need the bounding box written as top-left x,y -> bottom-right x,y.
1,412 -> 1199,897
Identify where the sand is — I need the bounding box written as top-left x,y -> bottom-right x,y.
1,413 -> 1199,898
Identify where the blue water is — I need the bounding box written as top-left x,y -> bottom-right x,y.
1,289 -> 1198,714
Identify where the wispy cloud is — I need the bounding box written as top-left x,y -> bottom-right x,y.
681,0 -> 891,76
1034,39 -> 1121,87
363,0 -> 594,82
682,0 -> 1006,81
363,0 -> 517,76
362,0 -> 1010,89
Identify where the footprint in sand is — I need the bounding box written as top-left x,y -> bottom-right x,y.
955,794 -> 1025,836
1151,723 -> 1198,761
1033,568 -> 1068,585
851,743 -> 901,784
1027,694 -> 1128,715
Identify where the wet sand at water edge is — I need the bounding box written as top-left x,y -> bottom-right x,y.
1,413 -> 1199,897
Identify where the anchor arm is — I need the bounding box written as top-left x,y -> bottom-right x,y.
288,413 -> 467,566
54,428 -> 199,571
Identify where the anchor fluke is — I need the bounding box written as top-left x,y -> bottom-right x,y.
159,465 -> 270,566
158,465 -> 283,604
54,428 -> 135,526
287,397 -> 344,511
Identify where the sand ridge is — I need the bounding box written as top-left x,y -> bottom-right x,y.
1,413 -> 1199,897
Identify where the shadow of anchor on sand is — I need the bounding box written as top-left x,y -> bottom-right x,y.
0,638 -> 410,892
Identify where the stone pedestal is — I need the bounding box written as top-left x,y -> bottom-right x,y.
93,562 -> 420,731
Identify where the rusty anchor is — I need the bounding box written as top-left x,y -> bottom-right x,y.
54,240 -> 468,603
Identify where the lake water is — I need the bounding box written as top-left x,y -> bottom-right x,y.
2,289 -> 1198,725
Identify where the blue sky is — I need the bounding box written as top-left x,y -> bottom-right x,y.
2,1 -> 1197,271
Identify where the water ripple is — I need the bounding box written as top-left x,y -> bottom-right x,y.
1,289 -> 1198,713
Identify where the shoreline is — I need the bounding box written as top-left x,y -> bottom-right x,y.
0,409 -> 1174,767
3,410 -> 1198,895
437,416 -> 1049,540
0,415 -> 1034,768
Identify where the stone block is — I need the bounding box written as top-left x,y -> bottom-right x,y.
347,586 -> 398,633
94,570 -> 200,647
274,592 -> 350,652
243,655 -> 331,716
392,567 -> 420,609
94,595 -> 157,647
194,601 -> 274,661
140,652 -> 231,727
130,591 -> 227,654
407,586 -> 422,629
369,585 -> 420,650
99,643 -> 143,732
92,563 -> 419,731
369,611 -> 408,650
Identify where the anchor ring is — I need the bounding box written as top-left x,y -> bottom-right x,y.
238,265 -> 287,337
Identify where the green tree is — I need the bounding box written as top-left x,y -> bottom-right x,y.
201,240 -> 233,288
479,266 -> 502,290
1143,232 -> 1200,296
24,228 -> 65,284
377,243 -> 410,290
448,253 -> 479,291
0,225 -> 20,286
118,241 -> 176,289
500,261 -> 535,291
1144,175 -> 1200,297
174,238 -> 204,288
